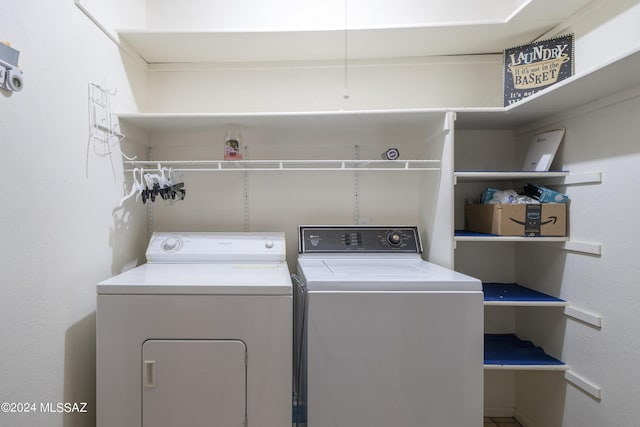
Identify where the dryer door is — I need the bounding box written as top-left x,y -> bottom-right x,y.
142,339 -> 247,427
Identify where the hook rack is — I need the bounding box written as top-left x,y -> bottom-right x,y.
89,84 -> 124,143
87,82 -> 135,162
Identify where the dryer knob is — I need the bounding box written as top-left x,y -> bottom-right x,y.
162,237 -> 181,251
265,240 -> 274,249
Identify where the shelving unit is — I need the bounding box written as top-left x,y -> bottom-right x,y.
453,87 -> 609,408
115,108 -> 458,269
106,10 -> 635,418
116,111 -> 452,171
125,159 -> 440,172
482,283 -> 568,371
453,170 -> 602,252
453,168 -> 585,376
452,114 -> 612,409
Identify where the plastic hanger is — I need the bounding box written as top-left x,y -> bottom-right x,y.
120,164 -> 186,205
119,168 -> 144,207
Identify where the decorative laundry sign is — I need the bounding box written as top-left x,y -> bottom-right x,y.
503,34 -> 574,106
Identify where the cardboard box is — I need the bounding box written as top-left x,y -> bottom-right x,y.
465,203 -> 566,237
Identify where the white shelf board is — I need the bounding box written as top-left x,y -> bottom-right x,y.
455,48 -> 640,129
115,48 -> 640,134
484,364 -> 569,371
116,20 -> 556,64
454,171 -> 569,183
485,301 -> 568,307
456,236 -> 601,256
117,109 -> 447,134
454,171 -> 602,186
455,235 -> 569,243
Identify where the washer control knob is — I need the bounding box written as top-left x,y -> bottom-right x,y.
387,232 -> 402,246
265,240 -> 274,249
162,237 -> 181,252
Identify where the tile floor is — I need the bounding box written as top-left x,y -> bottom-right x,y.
484,416 -> 523,426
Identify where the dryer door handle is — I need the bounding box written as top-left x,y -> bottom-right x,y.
143,360 -> 157,388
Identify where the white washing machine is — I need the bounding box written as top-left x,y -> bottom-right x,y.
97,232 -> 292,427
295,226 -> 483,427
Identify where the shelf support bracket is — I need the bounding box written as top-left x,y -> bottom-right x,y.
564,305 -> 602,329
562,171 -> 602,186
538,240 -> 602,256
565,370 -> 602,400
243,145 -> 250,232
562,241 -> 602,256
354,144 -> 360,224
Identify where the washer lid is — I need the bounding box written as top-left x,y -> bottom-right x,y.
298,257 -> 480,291
98,263 -> 292,295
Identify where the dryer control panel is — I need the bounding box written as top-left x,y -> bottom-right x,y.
146,232 -> 286,263
299,226 -> 422,254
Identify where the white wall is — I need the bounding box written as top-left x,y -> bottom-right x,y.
146,56 -> 504,113
0,2 -> 146,427
514,91 -> 640,427
557,0 -> 640,73
145,123 -> 440,269
78,0 -> 146,33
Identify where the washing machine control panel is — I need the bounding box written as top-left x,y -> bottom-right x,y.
299,226 -> 422,253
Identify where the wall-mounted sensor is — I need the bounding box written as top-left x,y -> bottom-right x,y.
381,148 -> 400,160
0,43 -> 23,93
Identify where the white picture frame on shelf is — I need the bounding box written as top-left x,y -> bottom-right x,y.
522,129 -> 565,171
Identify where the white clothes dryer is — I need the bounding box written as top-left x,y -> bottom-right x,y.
97,232 -> 292,427
295,226 -> 483,427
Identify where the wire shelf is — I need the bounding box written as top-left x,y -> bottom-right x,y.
125,159 -> 441,172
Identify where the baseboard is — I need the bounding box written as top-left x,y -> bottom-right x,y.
514,409 -> 537,427
484,407 -> 515,418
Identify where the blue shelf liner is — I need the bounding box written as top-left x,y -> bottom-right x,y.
485,334 -> 565,366
483,282 -> 565,303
